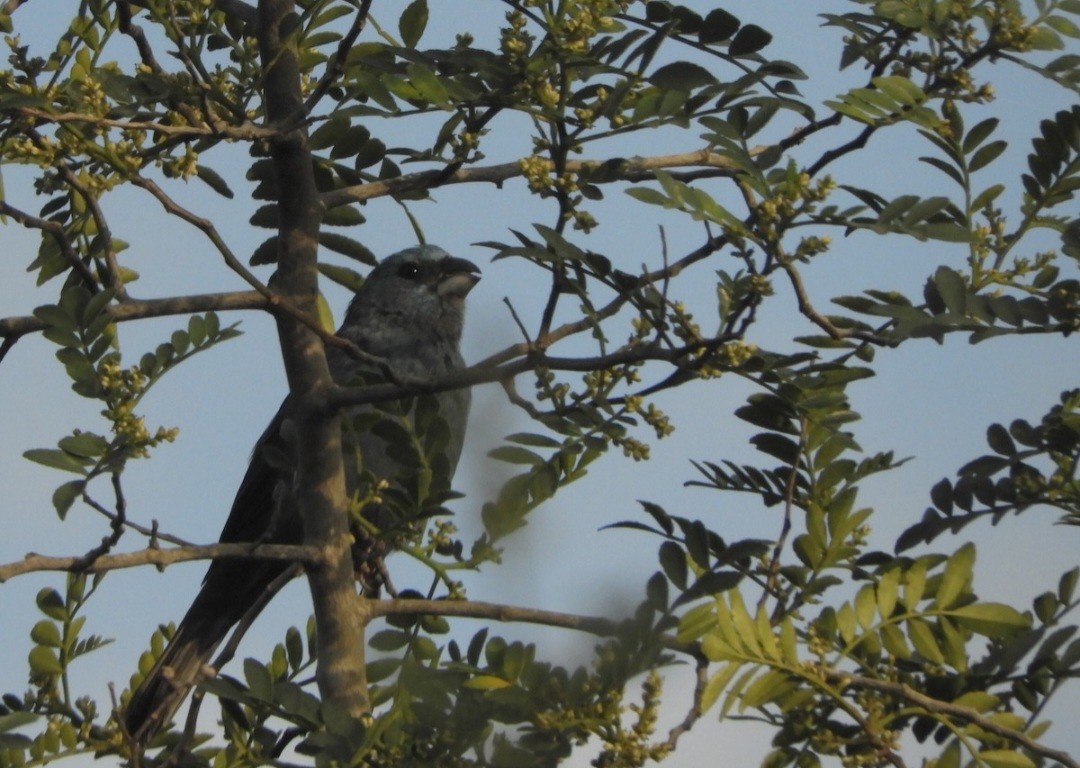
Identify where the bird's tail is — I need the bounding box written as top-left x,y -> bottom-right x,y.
122,556 -> 293,743
123,609 -> 231,743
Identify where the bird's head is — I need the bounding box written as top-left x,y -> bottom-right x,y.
342,245 -> 481,348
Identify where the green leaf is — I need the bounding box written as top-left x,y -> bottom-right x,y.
195,165 -> 234,198
315,293 -> 335,333
888,80 -> 930,111
949,602 -> 1030,637
328,125 -> 372,159
399,0 -> 428,48
739,668 -> 793,709
318,233 -> 377,265
318,262 -> 366,293
977,750 -> 1036,768
1059,567 -> 1079,604
699,8 -> 740,44
36,588 -> 66,621
58,432 -> 107,458
488,446 -> 545,465
880,623 -> 911,658
969,140 -> 1007,172
951,691 -> 1000,713
507,432 -> 561,449
323,205 -> 366,227
52,479 -> 85,519
249,236 -> 279,265
28,646 -> 62,675
285,626 -> 303,671
23,448 -> 90,475
659,541 -> 687,589
1047,14 -> 1080,38
0,712 -> 39,732
649,61 -> 718,90
986,423 -> 1016,455
933,267 -> 968,315
700,661 -> 742,712
310,114 -> 350,151
369,630 -> 410,651
907,619 -> 945,664
463,674 -> 511,691
935,542 -> 974,609
728,591 -> 762,657
406,63 -> 450,106
728,24 -> 772,56
249,205 -> 279,229
877,567 -> 900,618
33,304 -> 75,333
244,658 -> 273,701
855,584 -> 876,629
30,620 -> 62,648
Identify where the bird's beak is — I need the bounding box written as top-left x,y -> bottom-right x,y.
437,256 -> 482,299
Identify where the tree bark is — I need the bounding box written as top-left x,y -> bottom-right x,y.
256,0 -> 369,717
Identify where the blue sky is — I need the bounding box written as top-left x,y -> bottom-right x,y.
1,1 -> 1078,764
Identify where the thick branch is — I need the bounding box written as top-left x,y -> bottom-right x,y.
326,338 -> 734,411
0,290 -> 265,345
0,542 -> 321,582
15,107 -> 281,141
320,150 -> 744,210
257,0 -> 368,718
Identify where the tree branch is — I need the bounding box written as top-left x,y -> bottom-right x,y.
0,200 -> 100,292
257,0 -> 368,719
14,107 -> 281,141
319,149 -> 744,210
662,657 -> 710,749
826,671 -> 1078,768
301,0 -> 373,114
368,597 -> 700,656
0,542 -> 321,583
0,290 -> 266,351
325,337 -> 737,411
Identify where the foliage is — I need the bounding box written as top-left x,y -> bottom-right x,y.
0,1 -> 1078,768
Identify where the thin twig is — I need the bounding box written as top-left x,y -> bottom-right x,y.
761,417 -> 807,611
0,200 -> 99,291
82,483 -> 193,548
53,162 -> 128,299
825,670 -> 1078,768
129,176 -> 390,367
302,0 -> 373,114
214,563 -> 304,669
780,260 -> 892,345
663,656 -> 710,748
115,0 -> 162,71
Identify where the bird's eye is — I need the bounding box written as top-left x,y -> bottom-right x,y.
398,262 -> 420,280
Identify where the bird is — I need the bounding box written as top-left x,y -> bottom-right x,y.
123,245 -> 480,742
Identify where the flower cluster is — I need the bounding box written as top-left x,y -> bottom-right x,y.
97,357 -> 178,459
594,671 -> 672,768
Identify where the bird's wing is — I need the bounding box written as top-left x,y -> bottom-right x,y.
215,398 -> 296,548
